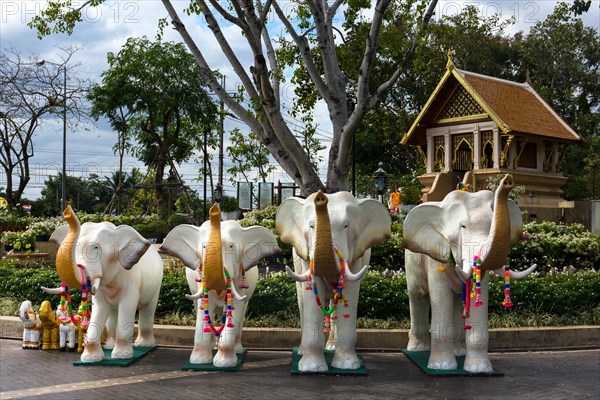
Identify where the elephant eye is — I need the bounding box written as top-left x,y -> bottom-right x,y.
344,223 -> 349,229
228,244 -> 234,249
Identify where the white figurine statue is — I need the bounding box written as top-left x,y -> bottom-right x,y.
19,301 -> 41,349
56,303 -> 77,352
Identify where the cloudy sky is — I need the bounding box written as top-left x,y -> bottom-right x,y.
1,1 -> 598,201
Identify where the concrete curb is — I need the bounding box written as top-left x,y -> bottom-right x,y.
2,316 -> 598,351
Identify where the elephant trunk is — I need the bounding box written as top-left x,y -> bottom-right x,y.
203,204 -> 227,291
55,205 -> 83,289
312,191 -> 340,283
478,174 -> 515,271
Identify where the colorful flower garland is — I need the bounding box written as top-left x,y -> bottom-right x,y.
305,246 -> 350,330
460,256 -> 513,330
198,267 -> 234,337
58,264 -> 92,326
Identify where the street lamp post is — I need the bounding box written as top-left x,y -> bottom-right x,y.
373,161 -> 387,203
37,59 -> 67,212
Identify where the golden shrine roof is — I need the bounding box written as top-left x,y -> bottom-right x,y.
401,59 -> 582,145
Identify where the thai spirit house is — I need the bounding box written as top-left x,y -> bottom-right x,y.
401,52 -> 583,209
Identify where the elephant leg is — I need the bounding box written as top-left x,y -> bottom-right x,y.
59,325 -> 67,349
190,303 -> 215,364
406,251 -> 431,351
325,311 -> 336,351
464,274 -> 492,373
453,293 -> 466,356
135,296 -> 159,347
427,263 -> 458,370
331,281 -> 361,370
111,301 -> 137,359
104,307 -> 118,349
298,279 -> 327,372
68,326 -> 76,350
233,300 -> 248,353
81,297 -> 111,363
214,323 -> 237,368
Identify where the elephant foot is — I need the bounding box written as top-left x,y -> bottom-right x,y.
81,342 -> 104,363
453,347 -> 466,357
103,338 -> 115,349
234,343 -> 244,354
407,337 -> 430,352
464,355 -> 493,373
189,345 -> 213,365
111,342 -> 134,359
427,352 -> 457,370
331,350 -> 361,370
134,335 -> 156,348
298,352 -> 328,373
214,349 -> 237,368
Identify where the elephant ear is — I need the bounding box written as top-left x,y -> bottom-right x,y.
238,225 -> 282,271
352,198 -> 392,261
276,197 -> 309,261
49,224 -> 69,246
113,225 -> 152,270
508,199 -> 523,245
160,224 -> 206,270
403,202 -> 451,263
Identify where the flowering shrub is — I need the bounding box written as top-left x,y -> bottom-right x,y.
0,230 -> 36,252
239,206 -> 277,233
0,208 -> 31,229
509,221 -> 600,273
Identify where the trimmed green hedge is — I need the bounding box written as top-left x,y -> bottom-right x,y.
1,260 -> 598,321
509,221 -> 600,273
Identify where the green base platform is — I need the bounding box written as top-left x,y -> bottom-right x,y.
291,347 -> 367,376
182,349 -> 247,372
73,346 -> 156,367
402,350 -> 503,376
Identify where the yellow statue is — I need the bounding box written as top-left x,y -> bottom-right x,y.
38,301 -> 60,350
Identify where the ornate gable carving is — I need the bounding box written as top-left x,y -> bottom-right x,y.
436,86 -> 485,120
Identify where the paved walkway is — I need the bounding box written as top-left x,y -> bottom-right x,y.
1,339 -> 598,399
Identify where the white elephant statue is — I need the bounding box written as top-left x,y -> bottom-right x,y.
160,204 -> 280,368
403,174 -> 536,373
43,205 -> 163,363
56,304 -> 76,351
18,300 -> 41,349
276,190 -> 391,372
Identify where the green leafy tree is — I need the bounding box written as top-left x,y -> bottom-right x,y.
88,37 -> 219,214
39,173 -> 110,215
518,3 -> 600,200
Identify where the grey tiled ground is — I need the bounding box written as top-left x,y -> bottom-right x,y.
1,338 -> 598,399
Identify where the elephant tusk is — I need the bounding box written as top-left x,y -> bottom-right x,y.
185,288 -> 204,301
454,260 -> 472,283
510,264 -> 537,280
285,266 -> 310,282
41,286 -> 63,295
91,277 -> 101,296
231,284 -> 247,301
344,265 -> 369,282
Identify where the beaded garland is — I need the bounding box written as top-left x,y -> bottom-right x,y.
460,256 -> 515,330
305,246 -> 350,327
58,265 -> 92,326
77,264 -> 92,327
198,267 -> 235,337
502,258 -> 513,308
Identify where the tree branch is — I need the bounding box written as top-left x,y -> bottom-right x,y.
272,0 -> 330,101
